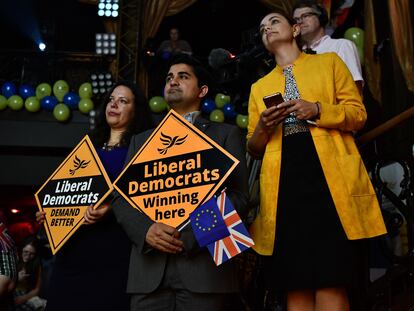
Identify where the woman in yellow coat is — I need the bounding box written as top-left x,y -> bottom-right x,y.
247,8 -> 386,311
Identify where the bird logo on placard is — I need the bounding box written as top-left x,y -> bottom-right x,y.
69,155 -> 91,175
157,132 -> 188,155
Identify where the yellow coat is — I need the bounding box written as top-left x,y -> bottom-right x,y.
247,52 -> 387,256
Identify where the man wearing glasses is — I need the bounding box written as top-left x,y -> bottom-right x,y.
293,0 -> 364,93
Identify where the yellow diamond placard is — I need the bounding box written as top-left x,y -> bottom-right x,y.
114,110 -> 239,229
35,135 -> 112,254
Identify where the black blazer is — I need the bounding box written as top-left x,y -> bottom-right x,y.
112,117 -> 249,294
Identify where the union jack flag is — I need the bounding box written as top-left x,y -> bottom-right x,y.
206,190 -> 254,266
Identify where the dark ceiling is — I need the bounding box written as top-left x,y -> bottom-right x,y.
155,0 -> 269,58
0,0 -> 269,56
0,0 -> 104,52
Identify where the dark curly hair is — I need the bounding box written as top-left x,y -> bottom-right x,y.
18,236 -> 41,288
88,80 -> 153,148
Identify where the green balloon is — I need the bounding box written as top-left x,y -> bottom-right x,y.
215,93 -> 231,108
78,82 -> 92,99
53,103 -> 71,122
344,27 -> 364,49
0,95 -> 7,110
209,109 -> 225,123
8,95 -> 24,110
236,114 -> 248,129
357,46 -> 364,65
149,96 -> 167,113
53,80 -> 69,101
25,96 -> 41,112
36,83 -> 52,100
78,98 -> 94,114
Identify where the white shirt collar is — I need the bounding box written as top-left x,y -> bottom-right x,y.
183,111 -> 201,124
302,34 -> 330,50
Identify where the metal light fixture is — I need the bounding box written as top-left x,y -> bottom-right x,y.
91,72 -> 113,95
98,0 -> 119,18
95,33 -> 116,55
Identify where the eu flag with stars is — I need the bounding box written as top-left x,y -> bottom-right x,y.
207,190 -> 254,266
190,196 -> 230,247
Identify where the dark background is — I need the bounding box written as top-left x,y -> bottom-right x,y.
0,0 -> 270,240
0,0 -> 413,245
0,0 -> 269,56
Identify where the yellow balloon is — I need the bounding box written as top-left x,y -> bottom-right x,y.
0,95 -> 7,110
8,95 -> 24,110
53,103 -> 71,122
149,96 -> 167,113
25,96 -> 41,112
78,98 -> 94,114
79,83 -> 93,99
215,93 -> 230,108
36,83 -> 52,100
53,80 -> 69,101
236,114 -> 248,129
209,109 -> 225,123
357,46 -> 364,65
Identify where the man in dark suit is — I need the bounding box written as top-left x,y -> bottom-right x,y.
112,55 -> 249,311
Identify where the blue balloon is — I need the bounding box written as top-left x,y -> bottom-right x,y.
1,82 -> 17,98
41,95 -> 58,111
201,98 -> 216,114
63,92 -> 80,109
223,103 -> 237,119
161,51 -> 172,60
19,85 -> 35,99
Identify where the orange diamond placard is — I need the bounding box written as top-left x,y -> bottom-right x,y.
35,135 -> 112,254
114,110 -> 239,229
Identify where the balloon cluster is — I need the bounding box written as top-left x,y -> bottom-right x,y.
344,27 -> 364,65
148,92 -> 248,129
0,80 -> 95,122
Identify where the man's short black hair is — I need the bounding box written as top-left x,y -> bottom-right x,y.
168,54 -> 213,89
293,0 -> 329,28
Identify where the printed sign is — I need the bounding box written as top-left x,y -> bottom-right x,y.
114,110 -> 239,229
35,135 -> 112,254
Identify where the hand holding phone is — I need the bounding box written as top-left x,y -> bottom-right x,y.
263,92 -> 284,109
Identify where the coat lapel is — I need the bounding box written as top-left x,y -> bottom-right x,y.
194,116 -> 210,133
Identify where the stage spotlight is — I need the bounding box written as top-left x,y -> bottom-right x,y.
89,109 -> 96,130
95,33 -> 117,55
38,42 -> 46,51
97,0 -> 119,18
91,72 -> 113,95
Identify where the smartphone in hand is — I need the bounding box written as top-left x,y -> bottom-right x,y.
263,92 -> 284,109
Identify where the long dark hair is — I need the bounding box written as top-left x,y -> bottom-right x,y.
18,237 -> 40,289
268,7 -> 297,26
89,80 -> 152,148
